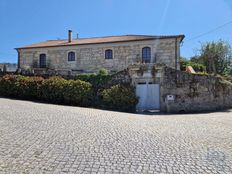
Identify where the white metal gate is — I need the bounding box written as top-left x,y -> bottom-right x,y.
136,83 -> 160,111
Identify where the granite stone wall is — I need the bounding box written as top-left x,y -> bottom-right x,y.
18,38 -> 181,74
160,67 -> 232,113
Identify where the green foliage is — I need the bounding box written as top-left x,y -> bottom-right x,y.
192,40 -> 232,75
0,75 -> 92,107
0,74 -> 43,99
180,58 -> 190,71
0,74 -> 138,112
39,77 -> 93,106
75,73 -> 111,91
0,74 -> 20,97
101,84 -> 138,112
75,72 -> 112,107
180,57 -> 205,72
62,79 -> 93,106
40,77 -> 67,103
19,76 -> 44,99
97,68 -> 108,75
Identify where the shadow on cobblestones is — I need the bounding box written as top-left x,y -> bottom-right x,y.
137,109 -> 232,116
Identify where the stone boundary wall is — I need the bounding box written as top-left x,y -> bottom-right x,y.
160,67 -> 232,113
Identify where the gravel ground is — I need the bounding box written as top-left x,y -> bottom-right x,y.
0,98 -> 232,174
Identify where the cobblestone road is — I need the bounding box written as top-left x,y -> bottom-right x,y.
0,98 -> 232,174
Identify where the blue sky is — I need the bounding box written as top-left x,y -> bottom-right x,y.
0,0 -> 232,63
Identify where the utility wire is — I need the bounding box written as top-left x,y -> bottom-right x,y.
184,20 -> 232,43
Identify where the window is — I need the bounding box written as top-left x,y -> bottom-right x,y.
142,47 -> 151,63
39,54 -> 46,68
68,51 -> 75,61
105,49 -> 113,59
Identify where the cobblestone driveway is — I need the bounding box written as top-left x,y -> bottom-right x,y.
0,98 -> 232,174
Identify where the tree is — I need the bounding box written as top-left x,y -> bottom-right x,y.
193,40 -> 232,75
180,57 -> 205,72
180,57 -> 189,71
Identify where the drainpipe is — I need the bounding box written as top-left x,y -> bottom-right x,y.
16,49 -> 20,70
175,38 -> 178,70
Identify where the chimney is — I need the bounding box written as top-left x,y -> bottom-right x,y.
68,30 -> 72,42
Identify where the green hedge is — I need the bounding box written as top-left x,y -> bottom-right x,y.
0,75 -> 43,99
0,75 -> 92,107
0,75 -> 138,112
75,73 -> 111,91
40,77 -> 93,106
101,84 -> 138,112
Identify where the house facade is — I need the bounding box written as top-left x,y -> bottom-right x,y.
15,31 -> 187,112
16,31 -> 184,74
14,32 -> 232,113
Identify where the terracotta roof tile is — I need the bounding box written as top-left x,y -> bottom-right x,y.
17,34 -> 185,49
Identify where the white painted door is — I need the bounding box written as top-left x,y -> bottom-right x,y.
136,84 -> 160,111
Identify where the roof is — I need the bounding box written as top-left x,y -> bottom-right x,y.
16,34 -> 185,49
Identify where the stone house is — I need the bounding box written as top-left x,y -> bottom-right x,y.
16,30 -> 184,75
15,31 -> 232,113
17,31 -> 201,113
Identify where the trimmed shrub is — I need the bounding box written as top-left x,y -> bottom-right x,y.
40,77 -> 67,103
75,72 -> 112,107
40,77 -> 93,106
101,84 -> 138,112
62,80 -> 93,106
0,74 -> 138,112
0,75 -> 93,107
0,74 -> 20,97
0,74 -> 43,99
18,76 -> 43,99
75,73 -> 111,91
